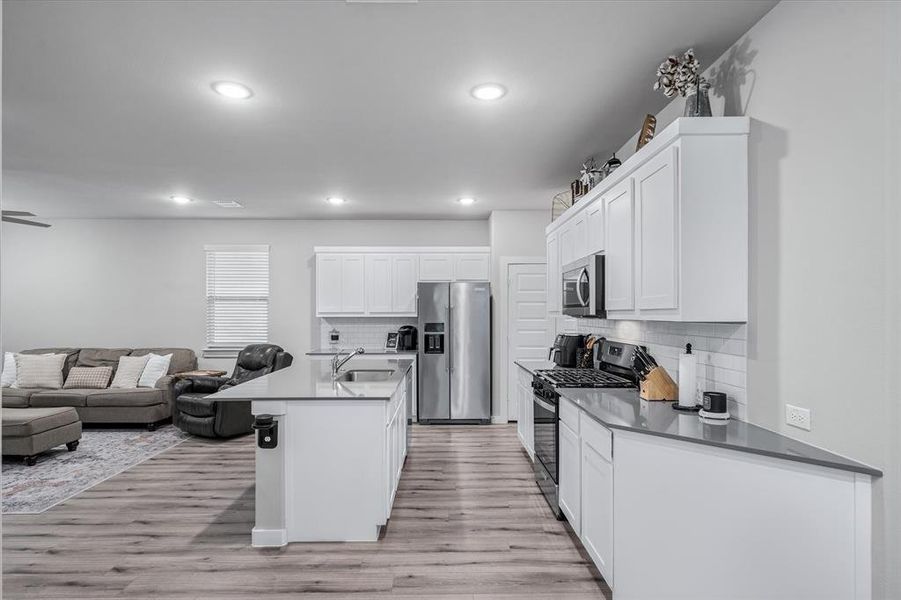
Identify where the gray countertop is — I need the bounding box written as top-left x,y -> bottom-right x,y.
514,360 -> 881,477
306,347 -> 418,356
514,359 -> 557,373
208,356 -> 414,402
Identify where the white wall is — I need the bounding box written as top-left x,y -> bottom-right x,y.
489,210 -> 549,418
0,218 -> 488,371
602,2 -> 900,595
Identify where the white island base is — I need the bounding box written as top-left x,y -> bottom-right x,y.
208,358 -> 413,546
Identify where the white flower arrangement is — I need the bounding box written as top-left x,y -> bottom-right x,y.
654,48 -> 704,98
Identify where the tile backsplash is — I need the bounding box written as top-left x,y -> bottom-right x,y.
559,317 -> 748,419
318,317 -> 417,350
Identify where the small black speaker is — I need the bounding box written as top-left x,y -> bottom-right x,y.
702,392 -> 728,415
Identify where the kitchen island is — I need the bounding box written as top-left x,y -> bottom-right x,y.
208,356 -> 414,546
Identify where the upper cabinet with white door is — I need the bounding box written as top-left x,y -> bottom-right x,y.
418,254 -> 455,281
315,247 -> 489,316
363,254 -> 419,316
546,232 -> 560,315
546,117 -> 749,322
453,253 -> 490,281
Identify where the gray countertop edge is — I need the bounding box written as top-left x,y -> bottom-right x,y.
208,360 -> 413,402
577,408 -> 883,478
514,360 -> 882,478
307,349 -> 418,356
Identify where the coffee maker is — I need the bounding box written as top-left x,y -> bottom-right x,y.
397,325 -> 418,351
548,334 -> 584,367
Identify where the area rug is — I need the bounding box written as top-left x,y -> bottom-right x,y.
2,425 -> 190,514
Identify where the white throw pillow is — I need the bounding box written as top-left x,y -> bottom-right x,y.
1,352 -> 18,388
13,353 -> 67,389
138,353 -> 172,388
110,355 -> 151,389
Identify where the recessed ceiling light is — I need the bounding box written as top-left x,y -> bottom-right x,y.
170,195 -> 193,204
457,197 -> 476,205
470,83 -> 506,101
211,81 -> 254,99
211,200 -> 244,209
326,197 -> 346,206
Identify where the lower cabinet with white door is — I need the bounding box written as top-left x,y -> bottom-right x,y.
558,397 -> 614,586
515,363 -> 534,460
556,393 -> 878,600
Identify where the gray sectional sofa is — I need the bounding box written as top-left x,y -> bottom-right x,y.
2,347 -> 197,429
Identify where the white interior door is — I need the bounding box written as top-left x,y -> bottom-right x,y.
506,262 -> 549,421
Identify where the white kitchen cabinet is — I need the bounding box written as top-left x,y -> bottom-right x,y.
546,232 -> 560,315
319,248 -> 490,315
391,255 -> 418,314
385,372 -> 409,515
365,255 -> 393,314
516,383 -> 526,445
545,117 -> 749,322
523,384 -> 533,459
571,213 -> 587,265
515,367 -> 534,460
419,254 -> 455,281
559,220 -> 574,267
585,198 -> 605,255
580,414 -> 614,587
635,147 -> 679,311
558,414 -> 581,532
316,254 -> 343,314
454,253 -> 490,281
552,385 -> 876,599
317,253 -> 366,316
604,178 -> 635,313
366,254 -> 418,316
341,256 -> 366,313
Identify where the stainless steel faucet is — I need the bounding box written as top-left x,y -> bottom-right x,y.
331,347 -> 366,378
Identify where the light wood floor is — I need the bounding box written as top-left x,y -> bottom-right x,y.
2,424 -> 610,599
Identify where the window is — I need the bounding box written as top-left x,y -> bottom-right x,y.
204,244 -> 270,358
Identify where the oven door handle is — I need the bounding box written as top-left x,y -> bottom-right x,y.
533,396 -> 557,414
575,267 -> 590,307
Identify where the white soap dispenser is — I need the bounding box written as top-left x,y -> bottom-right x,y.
674,343 -> 700,412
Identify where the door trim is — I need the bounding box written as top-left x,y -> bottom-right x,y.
499,256 -> 547,424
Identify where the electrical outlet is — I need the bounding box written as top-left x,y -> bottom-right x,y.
785,404 -> 811,431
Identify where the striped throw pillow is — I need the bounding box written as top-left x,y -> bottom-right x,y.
14,353 -> 67,389
110,355 -> 150,389
63,366 -> 113,389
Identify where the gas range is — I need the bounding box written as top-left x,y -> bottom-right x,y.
531,339 -> 639,520
534,367 -> 635,389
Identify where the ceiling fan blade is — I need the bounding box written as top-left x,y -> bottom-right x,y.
2,216 -> 51,228
1,210 -> 36,217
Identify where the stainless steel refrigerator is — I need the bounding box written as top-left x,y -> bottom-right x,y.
417,281 -> 491,423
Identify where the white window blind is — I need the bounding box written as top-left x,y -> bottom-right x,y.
204,245 -> 270,357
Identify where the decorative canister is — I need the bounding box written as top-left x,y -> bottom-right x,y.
683,80 -> 712,117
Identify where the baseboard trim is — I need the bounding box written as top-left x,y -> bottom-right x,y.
252,527 -> 287,547
491,416 -> 508,425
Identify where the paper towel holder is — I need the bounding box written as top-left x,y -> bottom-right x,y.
672,343 -> 701,412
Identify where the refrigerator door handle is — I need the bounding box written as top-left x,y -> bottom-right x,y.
447,304 -> 452,372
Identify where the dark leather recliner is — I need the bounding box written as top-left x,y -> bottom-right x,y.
173,344 -> 293,438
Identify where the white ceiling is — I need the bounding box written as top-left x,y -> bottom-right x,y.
2,0 -> 776,220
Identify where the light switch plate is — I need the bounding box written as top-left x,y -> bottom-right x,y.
785,404 -> 811,431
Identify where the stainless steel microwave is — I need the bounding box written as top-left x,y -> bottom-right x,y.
561,254 -> 605,318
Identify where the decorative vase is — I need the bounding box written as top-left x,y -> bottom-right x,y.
683,81 -> 712,117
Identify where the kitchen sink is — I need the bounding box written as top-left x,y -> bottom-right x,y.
335,369 -> 395,382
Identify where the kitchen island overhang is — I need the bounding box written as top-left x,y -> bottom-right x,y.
207,357 -> 415,546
